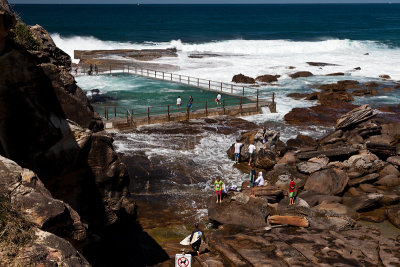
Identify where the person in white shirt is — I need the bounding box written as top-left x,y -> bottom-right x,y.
176,96 -> 182,109
234,140 -> 243,164
215,93 -> 222,105
248,142 -> 256,166
255,172 -> 265,187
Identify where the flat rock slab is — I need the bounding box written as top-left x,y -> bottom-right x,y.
297,147 -> 358,160
268,215 -> 309,227
348,173 -> 379,186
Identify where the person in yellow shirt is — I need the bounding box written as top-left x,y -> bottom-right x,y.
214,177 -> 224,204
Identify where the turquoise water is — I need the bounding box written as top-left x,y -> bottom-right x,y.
76,74 -> 253,117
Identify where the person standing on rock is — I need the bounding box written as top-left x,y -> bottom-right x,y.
188,96 -> 194,113
248,142 -> 256,166
289,177 -> 295,205
94,64 -> 98,75
234,139 -> 243,164
89,64 -> 93,75
190,223 -> 206,256
215,93 -> 221,105
176,96 -> 182,109
74,65 -> 79,76
249,165 -> 257,197
214,176 -> 224,203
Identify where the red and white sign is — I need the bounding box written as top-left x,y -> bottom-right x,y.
175,254 -> 191,267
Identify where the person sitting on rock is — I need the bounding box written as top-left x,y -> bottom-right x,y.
214,176 -> 224,203
249,165 -> 257,197
234,139 -> 243,164
190,223 -> 206,256
248,142 -> 256,166
289,177 -> 295,205
255,172 -> 264,187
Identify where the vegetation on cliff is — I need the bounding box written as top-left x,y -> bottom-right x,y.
11,21 -> 43,51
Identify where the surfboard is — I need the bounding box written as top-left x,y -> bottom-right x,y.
180,231 -> 201,246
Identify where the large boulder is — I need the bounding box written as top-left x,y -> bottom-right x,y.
387,156 -> 400,167
232,73 -> 255,84
255,74 -> 280,83
289,71 -> 313,79
344,193 -> 383,211
344,151 -> 385,176
348,173 -> 379,186
267,215 -> 309,227
254,149 -> 276,170
313,202 -> 357,218
296,156 -> 329,174
335,105 -> 377,130
375,174 -> 400,187
207,192 -> 269,228
304,168 -> 348,195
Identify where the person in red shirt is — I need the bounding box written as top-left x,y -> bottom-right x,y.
289,177 -> 295,205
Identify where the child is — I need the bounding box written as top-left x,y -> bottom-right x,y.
289,177 -> 295,205
214,177 -> 224,203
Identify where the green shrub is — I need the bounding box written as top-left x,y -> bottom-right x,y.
11,21 -> 43,51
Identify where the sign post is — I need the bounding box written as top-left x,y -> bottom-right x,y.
175,253 -> 191,267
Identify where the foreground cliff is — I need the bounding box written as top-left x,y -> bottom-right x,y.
0,1 -> 169,266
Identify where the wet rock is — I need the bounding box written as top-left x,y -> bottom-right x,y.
375,174 -> 400,187
304,168 -> 349,195
255,74 -> 280,83
207,192 -> 269,228
307,62 -> 338,66
387,156 -> 400,166
232,73 -> 255,84
327,72 -> 345,76
289,71 -> 313,79
364,81 -> 381,88
348,173 -> 379,186
268,215 -> 309,227
286,134 -> 318,150
359,208 -> 386,223
387,206 -> 400,228
335,105 -> 377,130
352,88 -> 378,97
344,193 -> 383,211
297,155 -> 329,174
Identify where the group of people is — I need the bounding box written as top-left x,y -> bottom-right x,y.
175,93 -> 222,112
74,64 -> 98,76
234,140 -> 256,166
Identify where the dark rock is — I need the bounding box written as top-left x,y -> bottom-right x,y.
366,142 -> 397,159
307,62 -> 338,66
364,81 -> 381,88
286,93 -> 308,100
304,168 -> 349,195
254,149 -> 276,171
305,92 -> 320,100
232,73 -> 255,84
207,192 -> 269,228
375,174 -> 400,187
379,164 -> 400,178
387,156 -> 400,167
286,134 -> 318,150
241,185 -> 284,203
359,183 -> 378,193
359,208 -> 387,223
354,67 -> 361,70
289,71 -> 313,79
352,88 -> 378,97
327,72 -> 345,76
255,74 -> 280,83
297,147 -> 358,161
387,206 -> 400,228
298,191 -> 342,207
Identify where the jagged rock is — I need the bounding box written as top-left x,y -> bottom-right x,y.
327,72 -> 345,76
335,105 -> 377,130
348,173 -> 379,186
296,155 -> 329,174
319,130 -> 343,145
286,92 -> 308,99
286,134 -> 318,149
304,168 -> 348,195
268,215 -> 309,227
232,73 -> 255,84
359,183 -> 377,193
344,193 -> 383,211
379,74 -> 391,79
255,74 -> 280,83
387,206 -> 400,228
297,147 -> 358,161
375,174 -> 400,187
0,156 -> 86,241
387,156 -> 400,166
254,149 -> 276,170
313,203 -> 357,218
344,151 -> 385,176
289,71 -> 313,79
207,192 -> 269,228
366,142 -> 397,159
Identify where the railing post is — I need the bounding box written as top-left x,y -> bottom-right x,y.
256,89 -> 259,111
168,105 -> 170,121
163,72 -> 164,79
126,110 -> 129,123
104,107 -> 107,120
242,87 -> 245,96
208,80 -> 210,89
155,70 -> 157,78
148,107 -> 150,124
221,82 -> 222,91
223,100 -> 225,115
240,97 -> 243,115
179,75 -> 181,82
110,66 -> 111,74
131,108 -> 134,126
186,104 -> 189,121
231,84 -> 233,94
272,92 -> 275,105
188,76 -> 190,85
171,73 -> 172,81
205,101 -> 208,117
114,105 -> 117,118
147,69 -> 149,76
197,78 -> 199,86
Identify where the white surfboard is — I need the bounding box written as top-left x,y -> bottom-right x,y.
180,231 -> 201,246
